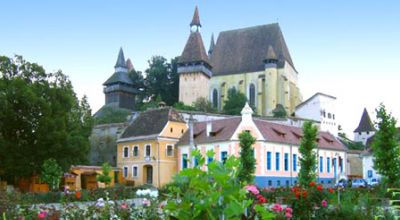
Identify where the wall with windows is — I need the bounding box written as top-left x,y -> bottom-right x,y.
362,154 -> 381,182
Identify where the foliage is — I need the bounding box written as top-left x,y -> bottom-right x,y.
138,96 -> 163,111
193,97 -> 216,113
93,106 -> 131,125
223,87 -> 248,115
89,134 -> 117,166
372,104 -> 400,186
298,121 -> 318,188
173,101 -> 196,111
97,162 -> 112,187
163,149 -> 253,219
0,55 -> 93,179
272,104 -> 287,118
41,158 -> 63,191
145,56 -> 179,106
238,131 -> 256,184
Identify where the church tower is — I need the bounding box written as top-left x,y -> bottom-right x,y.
264,45 -> 279,115
354,108 -> 376,145
103,48 -> 137,110
178,6 -> 212,106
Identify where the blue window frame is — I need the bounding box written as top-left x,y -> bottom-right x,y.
327,157 -> 330,173
267,152 -> 272,170
293,154 -> 297,171
284,153 -> 289,171
368,170 -> 373,178
221,151 -> 228,164
207,156 -> 214,164
182,154 -> 188,169
275,152 -> 280,171
320,156 -> 323,173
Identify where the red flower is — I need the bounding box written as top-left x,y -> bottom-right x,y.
302,191 -> 308,198
328,188 -> 334,194
75,191 -> 82,200
309,181 -> 316,187
316,185 -> 323,191
256,194 -> 267,203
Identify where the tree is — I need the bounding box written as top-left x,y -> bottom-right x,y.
41,158 -> 63,191
193,97 -> 216,113
238,131 -> 256,183
145,56 -> 179,106
0,55 -> 93,179
272,104 -> 287,118
223,88 -> 248,115
298,121 -> 318,187
94,106 -> 131,125
372,104 -> 400,186
97,162 -> 112,187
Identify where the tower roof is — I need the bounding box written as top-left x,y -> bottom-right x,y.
208,33 -> 215,55
354,108 -> 376,133
265,45 -> 278,60
115,47 -> 127,69
178,31 -> 210,65
190,6 -> 201,27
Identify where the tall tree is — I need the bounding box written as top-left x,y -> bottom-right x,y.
0,55 -> 93,180
41,158 -> 63,191
298,121 -> 318,187
223,88 -> 248,115
238,131 -> 256,184
372,104 -> 400,186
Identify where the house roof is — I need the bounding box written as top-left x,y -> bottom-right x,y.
120,107 -> 185,139
210,23 -> 294,76
354,108 -> 376,133
178,31 -> 210,66
177,116 -> 346,151
295,92 -> 336,110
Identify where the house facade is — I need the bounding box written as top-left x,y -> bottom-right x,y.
116,107 -> 187,187
177,104 -> 347,187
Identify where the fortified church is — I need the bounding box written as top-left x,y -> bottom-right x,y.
178,7 -> 302,116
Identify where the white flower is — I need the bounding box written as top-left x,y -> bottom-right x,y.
149,190 -> 158,198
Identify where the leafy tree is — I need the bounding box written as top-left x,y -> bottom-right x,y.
298,121 -> 318,187
193,97 -> 216,113
238,131 -> 256,184
97,162 -> 112,187
173,101 -> 196,111
94,106 -> 131,125
372,104 -> 400,186
0,55 -> 93,179
223,87 -> 248,115
272,104 -> 287,118
128,68 -> 146,105
145,56 -> 179,106
41,158 -> 63,191
89,134 -> 117,166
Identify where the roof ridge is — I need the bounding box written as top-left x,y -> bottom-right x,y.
219,23 -> 279,34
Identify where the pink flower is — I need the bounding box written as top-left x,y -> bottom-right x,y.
37,211 -> 47,219
285,212 -> 293,219
272,203 -> 283,212
121,203 -> 128,209
143,199 -> 151,206
285,207 -> 293,213
245,185 -> 259,195
321,200 -> 328,207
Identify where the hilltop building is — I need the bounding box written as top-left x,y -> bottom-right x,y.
178,7 -> 302,116
354,108 -> 375,145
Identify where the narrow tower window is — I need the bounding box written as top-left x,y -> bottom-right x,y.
249,84 -> 256,107
212,89 -> 218,109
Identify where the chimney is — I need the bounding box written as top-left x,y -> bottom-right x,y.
206,121 -> 212,136
189,114 -> 194,147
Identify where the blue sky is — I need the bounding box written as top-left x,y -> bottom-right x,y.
1,1 -> 400,137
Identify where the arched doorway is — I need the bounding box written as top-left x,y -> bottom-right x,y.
143,165 -> 153,185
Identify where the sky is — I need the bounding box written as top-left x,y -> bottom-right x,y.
1,1 -> 400,138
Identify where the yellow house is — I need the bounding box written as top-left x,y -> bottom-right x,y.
117,107 -> 187,187
68,165 -> 122,190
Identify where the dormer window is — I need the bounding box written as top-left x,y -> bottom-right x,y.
170,127 -> 173,133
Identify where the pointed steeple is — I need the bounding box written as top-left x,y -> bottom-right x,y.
264,45 -> 278,64
114,47 -> 127,70
208,33 -> 215,56
190,6 -> 201,28
354,108 -> 376,133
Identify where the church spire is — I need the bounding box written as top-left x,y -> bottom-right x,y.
208,33 -> 215,56
190,6 -> 201,32
354,108 -> 376,133
114,47 -> 128,72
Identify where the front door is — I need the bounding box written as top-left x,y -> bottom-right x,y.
146,166 -> 153,184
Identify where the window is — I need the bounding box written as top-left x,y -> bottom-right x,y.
167,145 -> 174,157
249,83 -> 256,107
181,129 -> 184,134
293,154 -> 297,171
123,166 -> 128,178
328,113 -> 331,119
366,131 -> 369,135
320,156 -> 323,173
145,145 -> 151,157
333,114 -> 335,120
212,89 -> 218,109
221,151 -> 228,164
123,146 -> 129,158
284,153 -> 289,171
170,127 -> 173,133
266,152 -> 272,170
182,154 -> 188,169
294,180 -> 297,185
133,146 -> 139,157
277,180 -> 281,187
286,180 -> 290,187
275,152 -> 280,171
268,180 -> 272,186
327,157 -> 330,173
207,156 -> 214,164
132,166 -> 138,177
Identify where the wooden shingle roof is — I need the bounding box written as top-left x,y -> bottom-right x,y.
354,108 -> 375,133
178,31 -> 210,65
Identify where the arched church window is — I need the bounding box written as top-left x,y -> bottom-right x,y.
249,83 -> 256,107
212,89 -> 218,109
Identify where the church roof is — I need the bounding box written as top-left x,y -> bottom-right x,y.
265,45 -> 277,60
210,23 -> 294,76
103,71 -> 133,86
354,108 -> 376,133
178,31 -> 210,65
190,6 -> 201,27
120,107 -> 185,139
115,47 -> 127,69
